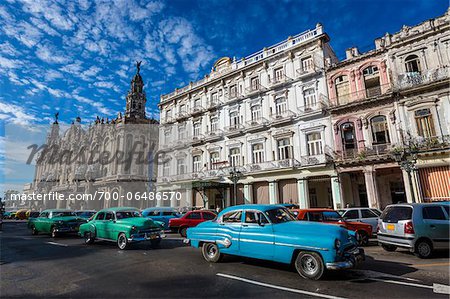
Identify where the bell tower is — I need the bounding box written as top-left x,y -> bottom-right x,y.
125,61 -> 147,121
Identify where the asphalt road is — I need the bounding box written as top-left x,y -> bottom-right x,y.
1,221 -> 449,298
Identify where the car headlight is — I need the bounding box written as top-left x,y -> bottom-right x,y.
334,238 -> 341,250
131,225 -> 137,233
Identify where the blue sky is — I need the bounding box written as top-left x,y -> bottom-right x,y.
0,0 -> 448,127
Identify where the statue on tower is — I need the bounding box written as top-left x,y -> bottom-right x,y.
136,61 -> 142,73
54,112 -> 59,124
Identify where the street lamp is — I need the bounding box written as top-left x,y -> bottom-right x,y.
228,166 -> 243,207
392,144 -> 419,203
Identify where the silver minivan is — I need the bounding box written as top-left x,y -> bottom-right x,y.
339,208 -> 381,234
377,203 -> 449,258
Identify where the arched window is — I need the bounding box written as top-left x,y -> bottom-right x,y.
335,75 -> 350,104
370,115 -> 390,144
405,55 -> 421,74
363,66 -> 381,98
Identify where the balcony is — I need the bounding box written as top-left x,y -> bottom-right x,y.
191,134 -> 205,144
175,111 -> 190,120
162,116 -> 175,124
207,99 -> 222,110
269,110 -> 296,125
191,172 -> 205,180
395,67 -> 449,90
224,124 -> 245,137
191,105 -> 206,116
300,154 -> 329,166
202,168 -> 223,179
204,129 -> 224,141
225,91 -> 243,103
336,144 -> 394,163
245,83 -> 267,97
414,135 -> 450,151
296,66 -> 320,79
246,158 -> 300,173
268,74 -> 293,88
297,98 -> 327,119
245,117 -> 269,132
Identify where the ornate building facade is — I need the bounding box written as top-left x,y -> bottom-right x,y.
24,64 -> 159,211
157,24 -> 345,210
327,9 -> 450,209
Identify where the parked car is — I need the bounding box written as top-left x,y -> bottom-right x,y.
15,209 -> 29,220
338,208 -> 381,234
186,204 -> 364,280
28,209 -> 87,237
78,207 -> 165,250
377,203 -> 449,258
75,210 -> 97,219
169,210 -> 217,237
27,211 -> 40,219
142,207 -> 181,230
294,208 -> 373,245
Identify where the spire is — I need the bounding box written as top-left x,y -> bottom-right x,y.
125,61 -> 147,121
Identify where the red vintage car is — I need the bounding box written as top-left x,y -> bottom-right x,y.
168,210 -> 217,237
292,208 -> 373,245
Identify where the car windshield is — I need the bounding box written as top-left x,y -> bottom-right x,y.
337,210 -> 345,216
371,209 -> 382,216
116,211 -> 140,219
52,211 -> 75,217
322,211 -> 343,221
265,208 -> 295,224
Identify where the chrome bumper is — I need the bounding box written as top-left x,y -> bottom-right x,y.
128,231 -> 166,242
55,227 -> 79,233
326,247 -> 365,270
183,238 -> 190,245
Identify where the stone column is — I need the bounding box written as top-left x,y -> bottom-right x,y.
269,181 -> 278,204
363,167 -> 380,209
243,184 -> 253,204
297,178 -> 310,209
185,188 -> 193,208
401,169 -> 419,204
225,187 -> 231,207
331,176 -> 343,210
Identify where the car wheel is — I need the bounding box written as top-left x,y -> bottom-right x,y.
179,227 -> 187,238
295,251 -> 324,280
381,244 -> 397,252
51,227 -> 58,238
415,240 -> 433,259
31,226 -> 38,235
150,238 -> 161,248
201,242 -> 223,263
84,231 -> 95,245
117,233 -> 129,250
355,231 -> 369,246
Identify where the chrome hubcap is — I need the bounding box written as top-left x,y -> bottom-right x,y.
118,236 -> 126,249
300,255 -> 317,275
418,243 -> 430,256
206,244 -> 217,258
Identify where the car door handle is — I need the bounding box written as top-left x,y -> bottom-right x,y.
430,225 -> 436,229
242,224 -> 248,227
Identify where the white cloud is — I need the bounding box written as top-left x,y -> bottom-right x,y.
35,43 -> 70,64
20,0 -> 75,31
0,101 -> 37,126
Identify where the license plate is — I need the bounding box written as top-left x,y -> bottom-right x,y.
387,224 -> 395,231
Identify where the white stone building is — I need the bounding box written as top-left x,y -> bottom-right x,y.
157,24 -> 344,210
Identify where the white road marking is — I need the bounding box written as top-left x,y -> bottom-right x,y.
433,283 -> 450,295
46,242 -> 68,247
369,277 -> 433,289
216,273 -> 347,299
353,269 -> 420,282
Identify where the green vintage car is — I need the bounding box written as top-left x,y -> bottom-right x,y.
78,207 -> 165,250
28,209 -> 87,238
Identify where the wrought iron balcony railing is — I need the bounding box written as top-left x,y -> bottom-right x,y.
395,67 -> 449,90
269,110 -> 296,122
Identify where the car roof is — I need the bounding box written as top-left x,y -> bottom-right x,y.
220,204 -> 285,214
385,202 -> 449,208
142,207 -> 177,211
97,207 -> 140,213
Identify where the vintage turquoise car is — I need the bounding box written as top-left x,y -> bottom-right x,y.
78,207 -> 165,250
186,204 -> 365,280
28,209 -> 87,238
142,207 -> 181,229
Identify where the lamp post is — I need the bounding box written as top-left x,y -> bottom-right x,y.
392,143 -> 419,203
228,166 -> 243,207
